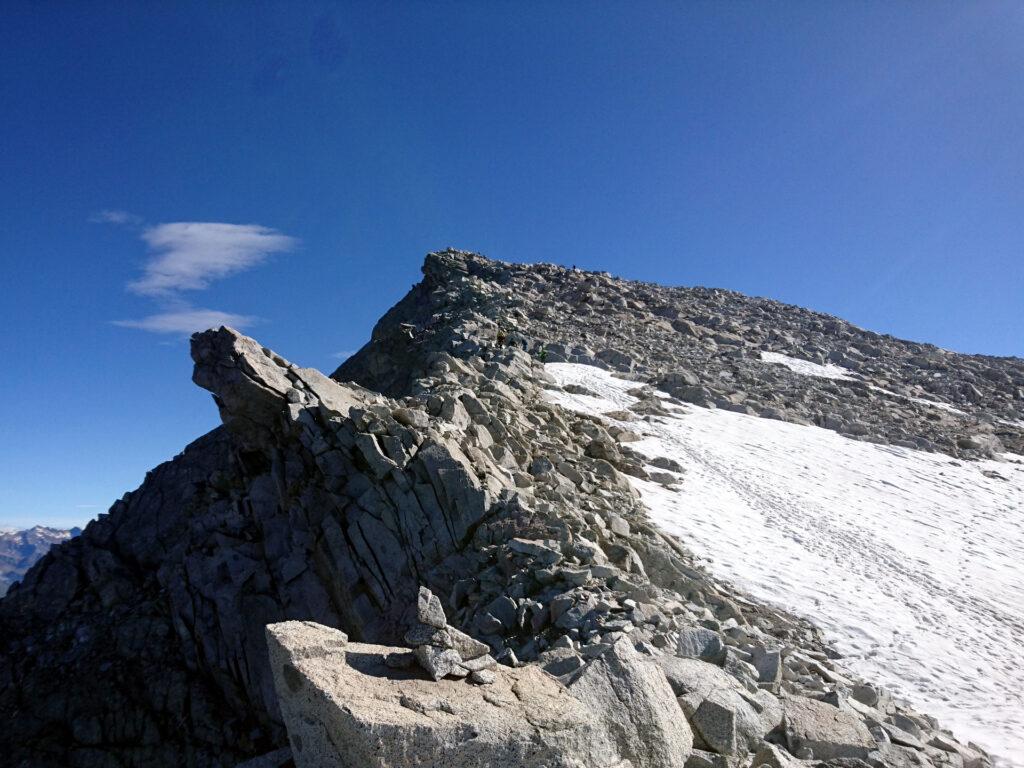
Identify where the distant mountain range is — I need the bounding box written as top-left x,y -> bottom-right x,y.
0,526 -> 79,596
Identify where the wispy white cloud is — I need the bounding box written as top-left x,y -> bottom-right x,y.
128,222 -> 296,296
331,349 -> 357,359
90,209 -> 143,226
113,308 -> 257,335
112,219 -> 297,335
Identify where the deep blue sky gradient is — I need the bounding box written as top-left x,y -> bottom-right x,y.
2,1 -> 1022,527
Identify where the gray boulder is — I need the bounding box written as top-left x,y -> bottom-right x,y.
657,656 -> 781,755
782,695 -> 875,760
676,627 -> 725,662
266,621 -> 627,768
569,638 -> 694,767
414,644 -> 463,680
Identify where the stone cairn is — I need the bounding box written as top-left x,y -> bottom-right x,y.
401,586 -> 498,685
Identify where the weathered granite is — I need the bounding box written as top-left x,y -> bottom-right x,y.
266,621 -> 626,768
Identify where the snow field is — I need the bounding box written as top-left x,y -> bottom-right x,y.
545,363 -> 1024,766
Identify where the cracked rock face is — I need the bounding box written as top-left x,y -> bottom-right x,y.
0,326 -> 508,766
0,250 -> 1001,768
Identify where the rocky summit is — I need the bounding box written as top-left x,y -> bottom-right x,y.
1,249 -> 1016,768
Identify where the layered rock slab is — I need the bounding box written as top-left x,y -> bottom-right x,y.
266,621 -> 628,768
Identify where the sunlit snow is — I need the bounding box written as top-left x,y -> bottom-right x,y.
760,350 -> 857,380
759,351 -> 970,417
868,385 -> 969,416
545,362 -> 1024,766
906,396 -> 967,415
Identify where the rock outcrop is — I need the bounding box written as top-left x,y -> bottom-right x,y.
0,326 -> 508,766
567,637 -> 693,767
267,620 -> 632,768
338,251 -> 1023,458
0,249 -> 1007,768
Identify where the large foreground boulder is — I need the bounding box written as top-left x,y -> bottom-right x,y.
782,695 -> 875,760
568,637 -> 694,767
266,621 -> 629,768
657,656 -> 781,756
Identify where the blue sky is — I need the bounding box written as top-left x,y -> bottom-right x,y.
1,2 -> 1022,528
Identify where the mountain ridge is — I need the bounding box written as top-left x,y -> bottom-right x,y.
1,249 -> 1011,767
337,250 -> 1022,457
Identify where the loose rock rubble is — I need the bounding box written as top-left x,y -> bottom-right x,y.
0,250 -> 1005,767
339,250 -> 1022,460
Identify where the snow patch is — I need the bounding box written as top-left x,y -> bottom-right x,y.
907,396 -> 967,415
869,385 -> 968,416
760,350 -> 857,380
545,362 -> 1024,767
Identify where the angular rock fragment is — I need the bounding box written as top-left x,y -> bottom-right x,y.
446,626 -> 491,660
691,698 -> 737,755
782,695 -> 875,760
569,638 -> 693,767
658,656 -> 780,755
417,584 -> 447,628
749,743 -> 803,768
676,627 -> 725,662
404,622 -> 447,646
415,644 -> 463,680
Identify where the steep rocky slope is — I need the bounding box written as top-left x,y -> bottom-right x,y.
1,250 -> 1013,768
0,526 -> 79,596
337,251 -> 1022,457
